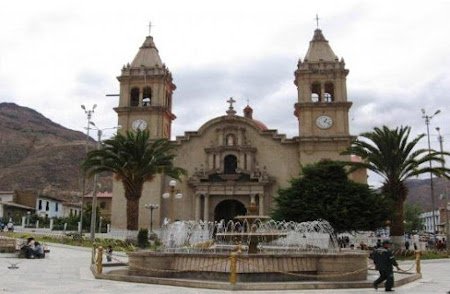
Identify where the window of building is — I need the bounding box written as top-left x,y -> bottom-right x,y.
224,155 -> 238,174
55,202 -> 59,212
45,201 -> 49,211
130,87 -> 140,106
38,200 -> 42,210
100,202 -> 106,209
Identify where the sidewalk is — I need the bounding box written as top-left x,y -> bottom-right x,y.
0,243 -> 448,293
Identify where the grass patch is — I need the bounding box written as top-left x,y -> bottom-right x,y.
1,231 -> 136,252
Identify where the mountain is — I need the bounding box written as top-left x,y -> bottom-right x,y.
0,102 -> 106,194
405,177 -> 450,211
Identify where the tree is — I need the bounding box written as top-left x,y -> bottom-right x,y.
342,126 -> 449,243
272,160 -> 388,233
82,130 -> 185,230
403,203 -> 423,233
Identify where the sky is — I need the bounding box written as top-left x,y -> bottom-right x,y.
1,0 -> 450,186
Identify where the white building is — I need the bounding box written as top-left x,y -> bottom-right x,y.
419,210 -> 439,234
36,195 -> 63,218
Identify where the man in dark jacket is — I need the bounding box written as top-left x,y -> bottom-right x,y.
373,240 -> 400,292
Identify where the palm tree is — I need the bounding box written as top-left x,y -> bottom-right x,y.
81,130 -> 185,230
343,125 -> 449,243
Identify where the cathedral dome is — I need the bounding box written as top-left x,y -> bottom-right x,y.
243,105 -> 268,130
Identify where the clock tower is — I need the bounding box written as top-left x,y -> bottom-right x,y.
114,34 -> 176,138
111,34 -> 176,230
294,28 -> 353,164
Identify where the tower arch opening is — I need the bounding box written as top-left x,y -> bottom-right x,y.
143,86 -> 152,106
324,82 -> 334,102
311,82 -> 321,102
130,87 -> 140,106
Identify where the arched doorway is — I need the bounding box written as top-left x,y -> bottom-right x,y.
214,200 -> 246,222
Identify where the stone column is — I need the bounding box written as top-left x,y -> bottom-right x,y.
195,194 -> 201,221
204,194 -> 210,222
258,194 -> 264,215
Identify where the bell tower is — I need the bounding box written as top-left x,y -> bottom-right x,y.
111,34 -> 176,230
114,34 -> 176,139
294,28 -> 353,164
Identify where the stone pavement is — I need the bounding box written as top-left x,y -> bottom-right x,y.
0,243 -> 449,293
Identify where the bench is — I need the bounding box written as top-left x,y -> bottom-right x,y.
0,238 -> 17,253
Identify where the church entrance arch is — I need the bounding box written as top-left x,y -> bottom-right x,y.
214,200 -> 246,222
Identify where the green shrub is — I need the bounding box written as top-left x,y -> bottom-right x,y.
137,228 -> 149,249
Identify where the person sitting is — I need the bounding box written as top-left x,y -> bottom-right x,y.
34,241 -> 45,258
21,237 -> 36,259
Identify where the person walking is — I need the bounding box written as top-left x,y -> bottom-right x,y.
373,240 -> 400,292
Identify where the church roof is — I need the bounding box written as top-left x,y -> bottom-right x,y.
304,29 -> 338,62
130,36 -> 163,68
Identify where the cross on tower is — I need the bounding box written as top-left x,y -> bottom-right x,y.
148,21 -> 153,35
227,97 -> 236,109
315,14 -> 320,29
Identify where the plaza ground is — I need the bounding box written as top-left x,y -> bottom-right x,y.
0,243 -> 449,293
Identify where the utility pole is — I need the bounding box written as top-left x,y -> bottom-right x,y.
436,127 -> 449,254
422,109 -> 440,241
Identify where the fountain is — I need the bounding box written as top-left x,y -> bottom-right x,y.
127,203 -> 368,283
215,202 -> 286,253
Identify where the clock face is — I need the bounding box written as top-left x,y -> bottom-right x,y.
316,115 -> 333,129
132,119 -> 148,131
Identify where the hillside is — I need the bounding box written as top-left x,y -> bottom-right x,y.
405,177 -> 450,211
0,102 -> 106,193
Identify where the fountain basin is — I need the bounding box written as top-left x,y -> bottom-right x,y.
128,251 -> 368,282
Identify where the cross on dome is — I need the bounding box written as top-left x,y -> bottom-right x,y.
227,97 -> 236,109
226,97 -> 237,116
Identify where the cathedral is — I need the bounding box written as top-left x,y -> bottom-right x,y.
110,28 -> 363,230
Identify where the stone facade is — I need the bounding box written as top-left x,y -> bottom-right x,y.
111,28 -> 360,230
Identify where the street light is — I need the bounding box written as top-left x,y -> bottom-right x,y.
436,127 -> 450,253
89,123 -> 121,241
422,108 -> 440,240
162,179 -> 183,222
79,104 -> 96,234
144,203 -> 159,233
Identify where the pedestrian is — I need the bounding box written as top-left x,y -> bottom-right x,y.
373,240 -> 400,292
376,239 -> 382,248
404,240 -> 410,250
6,221 -> 14,232
106,245 -> 113,262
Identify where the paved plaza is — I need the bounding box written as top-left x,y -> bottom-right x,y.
0,243 -> 449,293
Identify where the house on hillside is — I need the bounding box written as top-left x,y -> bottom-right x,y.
84,192 -> 112,222
36,194 -> 64,218
0,190 -> 36,223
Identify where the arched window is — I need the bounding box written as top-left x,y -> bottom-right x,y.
130,87 -> 140,106
324,82 -> 334,102
311,82 -> 321,102
224,155 -> 237,174
143,87 -> 152,106
226,134 -> 235,146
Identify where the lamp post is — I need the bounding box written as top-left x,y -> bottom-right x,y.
162,180 -> 183,222
436,127 -> 449,253
79,104 -> 96,234
422,109 -> 440,240
144,204 -> 159,233
89,124 -> 120,241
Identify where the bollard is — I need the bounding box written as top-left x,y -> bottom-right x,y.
96,246 -> 103,274
229,252 -> 237,285
415,250 -> 421,274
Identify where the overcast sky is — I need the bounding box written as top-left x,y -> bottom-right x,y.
1,0 -> 449,186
